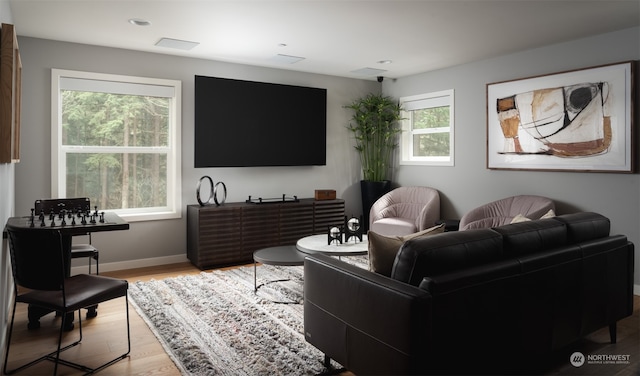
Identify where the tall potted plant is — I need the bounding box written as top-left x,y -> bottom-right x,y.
345,93 -> 403,229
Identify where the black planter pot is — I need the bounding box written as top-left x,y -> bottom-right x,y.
360,180 -> 392,231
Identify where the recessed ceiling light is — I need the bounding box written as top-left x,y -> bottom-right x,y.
129,18 -> 151,26
377,60 -> 393,65
278,43 -> 287,47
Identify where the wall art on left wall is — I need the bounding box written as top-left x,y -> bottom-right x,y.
0,23 -> 21,164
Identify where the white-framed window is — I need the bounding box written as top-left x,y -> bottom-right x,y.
51,69 -> 182,222
399,89 -> 454,166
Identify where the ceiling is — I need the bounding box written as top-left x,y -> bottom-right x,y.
9,0 -> 640,80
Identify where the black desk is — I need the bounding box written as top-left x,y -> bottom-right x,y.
4,212 -> 129,329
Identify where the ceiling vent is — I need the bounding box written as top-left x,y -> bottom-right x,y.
155,38 -> 199,51
269,54 -> 305,64
350,67 -> 387,76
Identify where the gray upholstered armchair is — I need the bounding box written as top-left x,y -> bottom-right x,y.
458,195 -> 555,231
369,186 -> 440,236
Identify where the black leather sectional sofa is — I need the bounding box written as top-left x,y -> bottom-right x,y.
303,212 -> 635,375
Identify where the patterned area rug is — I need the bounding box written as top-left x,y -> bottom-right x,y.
128,257 -> 367,375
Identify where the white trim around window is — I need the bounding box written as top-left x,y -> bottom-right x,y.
51,69 -> 182,222
399,89 -> 454,166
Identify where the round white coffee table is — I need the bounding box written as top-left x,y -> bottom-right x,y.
296,234 -> 368,256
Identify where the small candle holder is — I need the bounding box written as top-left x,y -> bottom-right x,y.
344,215 -> 363,243
327,225 -> 343,245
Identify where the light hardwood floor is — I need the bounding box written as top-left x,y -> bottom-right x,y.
3,262 -> 639,375
4,263 -> 202,376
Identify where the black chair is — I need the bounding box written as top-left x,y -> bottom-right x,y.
71,235 -> 99,274
34,198 -> 100,275
3,224 -> 130,375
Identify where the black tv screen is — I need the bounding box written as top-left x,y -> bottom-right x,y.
194,75 -> 327,167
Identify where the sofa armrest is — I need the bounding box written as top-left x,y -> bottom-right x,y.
304,254 -> 432,375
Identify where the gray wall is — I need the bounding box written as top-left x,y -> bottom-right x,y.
384,26 -> 640,287
15,36 -> 379,269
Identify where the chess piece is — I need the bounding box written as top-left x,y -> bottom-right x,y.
327,225 -> 343,245
57,203 -> 66,219
344,215 -> 363,243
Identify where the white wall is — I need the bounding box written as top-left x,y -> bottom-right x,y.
384,27 -> 640,287
15,37 -> 379,269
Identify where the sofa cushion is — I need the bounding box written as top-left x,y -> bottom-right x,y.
391,228 -> 503,286
368,224 -> 445,277
492,218 -> 567,257
370,217 -> 417,237
510,209 -> 556,224
552,212 -> 610,243
510,214 -> 531,223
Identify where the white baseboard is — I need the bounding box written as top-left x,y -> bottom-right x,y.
70,254 -> 190,275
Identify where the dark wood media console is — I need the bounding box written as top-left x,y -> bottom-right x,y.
187,198 -> 345,269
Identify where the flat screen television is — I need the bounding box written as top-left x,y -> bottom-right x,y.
194,75 -> 327,167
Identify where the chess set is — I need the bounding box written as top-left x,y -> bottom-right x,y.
27,198 -> 106,228
29,206 -> 106,228
6,198 -> 128,234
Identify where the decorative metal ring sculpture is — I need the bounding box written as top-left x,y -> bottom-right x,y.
196,176 -> 214,206
213,181 -> 227,206
197,176 -> 227,206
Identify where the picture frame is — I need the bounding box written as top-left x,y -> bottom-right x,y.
486,61 -> 634,172
0,23 -> 21,163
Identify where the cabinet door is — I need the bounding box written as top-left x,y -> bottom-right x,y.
191,206 -> 243,267
280,202 -> 314,244
241,205 -> 279,258
313,200 -> 345,233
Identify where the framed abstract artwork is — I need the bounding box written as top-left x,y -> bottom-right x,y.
0,23 -> 21,163
486,61 -> 634,172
